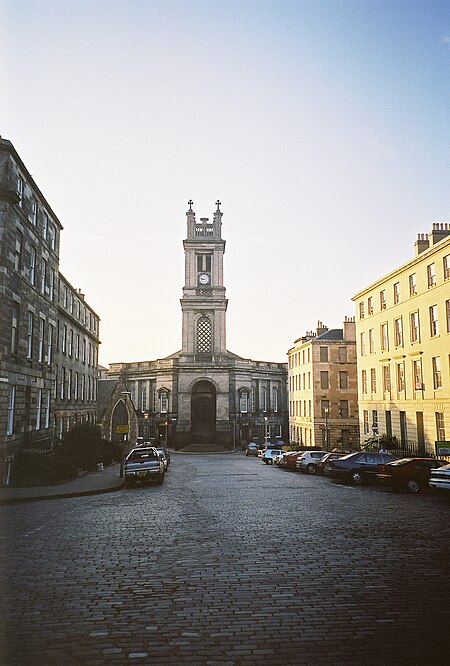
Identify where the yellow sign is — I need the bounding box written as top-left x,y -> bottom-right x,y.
116,424 -> 129,434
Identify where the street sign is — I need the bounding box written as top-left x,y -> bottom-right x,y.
435,441 -> 450,456
116,424 -> 129,434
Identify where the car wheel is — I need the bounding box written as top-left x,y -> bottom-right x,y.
406,479 -> 420,493
350,470 -> 363,485
306,464 -> 316,475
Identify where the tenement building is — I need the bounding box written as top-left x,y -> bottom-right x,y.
352,223 -> 450,454
0,138 -> 100,484
99,202 -> 288,450
54,275 -> 100,438
287,318 -> 359,450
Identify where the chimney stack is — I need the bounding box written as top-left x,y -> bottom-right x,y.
414,233 -> 429,256
343,315 -> 356,342
428,223 -> 450,248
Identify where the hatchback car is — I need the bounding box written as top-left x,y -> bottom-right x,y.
124,447 -> 165,487
281,451 -> 304,470
377,458 -> 448,493
295,451 -> 328,474
262,448 -> 284,464
245,442 -> 259,457
325,451 -> 397,484
429,463 -> 450,492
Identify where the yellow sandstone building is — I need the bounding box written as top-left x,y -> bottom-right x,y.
352,223 -> 450,455
287,318 -> 359,450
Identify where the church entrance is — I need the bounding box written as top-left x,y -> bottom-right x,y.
191,380 -> 216,445
111,399 -> 129,443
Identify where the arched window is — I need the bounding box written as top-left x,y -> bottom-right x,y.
159,390 -> 169,414
196,316 -> 212,353
262,387 -> 267,413
141,387 -> 147,412
273,387 -> 278,413
239,390 -> 249,414
251,387 -> 256,412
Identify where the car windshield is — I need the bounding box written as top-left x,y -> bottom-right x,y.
128,450 -> 158,462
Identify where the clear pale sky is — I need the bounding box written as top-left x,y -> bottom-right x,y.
1,0 -> 449,366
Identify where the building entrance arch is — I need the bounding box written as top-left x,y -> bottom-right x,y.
191,380 -> 216,445
111,400 -> 129,443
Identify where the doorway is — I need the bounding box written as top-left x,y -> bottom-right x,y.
191,381 -> 216,444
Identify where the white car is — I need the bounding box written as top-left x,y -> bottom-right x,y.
296,450 -> 328,474
429,463 -> 450,492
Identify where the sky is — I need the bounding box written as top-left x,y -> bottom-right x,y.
1,0 -> 449,367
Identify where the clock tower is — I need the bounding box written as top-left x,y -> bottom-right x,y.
180,200 -> 228,358
103,200 -> 289,452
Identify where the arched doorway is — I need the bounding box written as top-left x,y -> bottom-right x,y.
191,380 -> 216,445
111,400 -> 129,443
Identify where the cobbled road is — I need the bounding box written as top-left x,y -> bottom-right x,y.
0,453 -> 449,665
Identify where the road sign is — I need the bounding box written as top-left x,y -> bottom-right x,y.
116,424 -> 129,434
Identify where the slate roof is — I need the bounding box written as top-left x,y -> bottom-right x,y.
315,328 -> 344,341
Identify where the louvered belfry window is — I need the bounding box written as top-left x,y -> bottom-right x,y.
196,316 -> 212,353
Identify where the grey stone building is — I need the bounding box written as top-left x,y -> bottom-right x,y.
0,138 -> 100,484
54,274 -> 100,438
99,202 -> 288,450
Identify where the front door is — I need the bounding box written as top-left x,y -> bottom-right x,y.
191,381 -> 216,445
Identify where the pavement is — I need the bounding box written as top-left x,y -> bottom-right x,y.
0,448 -> 241,505
0,462 -> 125,505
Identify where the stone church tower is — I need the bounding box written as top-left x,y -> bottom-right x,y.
177,200 -> 231,447
99,202 -> 288,451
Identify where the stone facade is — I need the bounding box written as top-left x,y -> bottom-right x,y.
352,224 -> 450,454
288,319 -> 359,450
54,274 -> 100,438
100,203 -> 289,450
0,137 -> 100,484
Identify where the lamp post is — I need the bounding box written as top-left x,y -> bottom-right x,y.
264,416 -> 268,448
324,407 -> 329,451
120,391 -> 131,477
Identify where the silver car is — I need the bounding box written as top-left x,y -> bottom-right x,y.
124,447 -> 165,487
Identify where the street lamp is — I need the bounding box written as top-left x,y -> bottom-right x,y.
324,407 -> 329,451
264,416 -> 268,448
120,391 -> 132,477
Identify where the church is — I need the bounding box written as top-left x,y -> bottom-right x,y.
97,202 -> 288,451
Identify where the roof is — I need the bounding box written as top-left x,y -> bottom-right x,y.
96,379 -> 118,418
315,328 -> 343,341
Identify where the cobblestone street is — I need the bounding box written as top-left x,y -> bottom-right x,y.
0,453 -> 449,665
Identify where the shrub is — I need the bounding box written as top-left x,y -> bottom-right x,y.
11,452 -> 77,487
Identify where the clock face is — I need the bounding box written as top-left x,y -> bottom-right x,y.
199,273 -> 210,285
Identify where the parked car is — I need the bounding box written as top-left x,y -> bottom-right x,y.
156,447 -> 170,471
273,451 -> 296,466
325,451 -> 397,484
318,452 -> 349,475
124,447 -> 165,487
246,442 -> 259,457
376,458 -> 448,493
262,448 -> 284,464
281,451 -> 304,470
295,450 -> 328,474
429,464 -> 450,492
